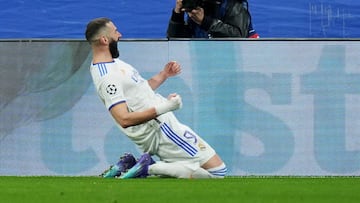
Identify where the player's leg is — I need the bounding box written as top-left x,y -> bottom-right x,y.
118,154 -> 196,179
148,161 -> 226,178
201,154 -> 227,178
204,162 -> 227,178
155,114 -> 227,178
148,161 -> 195,178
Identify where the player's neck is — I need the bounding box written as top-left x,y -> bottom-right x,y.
92,48 -> 114,64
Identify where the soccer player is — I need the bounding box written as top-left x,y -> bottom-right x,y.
85,17 -> 227,178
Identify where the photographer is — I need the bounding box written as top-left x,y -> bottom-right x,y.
167,0 -> 259,38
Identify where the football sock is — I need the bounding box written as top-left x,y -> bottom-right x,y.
148,162 -> 212,178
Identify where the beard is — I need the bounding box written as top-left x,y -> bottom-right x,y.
109,39 -> 120,58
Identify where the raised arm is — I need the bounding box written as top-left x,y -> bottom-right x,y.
148,61 -> 181,90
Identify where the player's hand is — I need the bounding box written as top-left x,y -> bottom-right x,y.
168,94 -> 183,110
155,93 -> 182,115
188,7 -> 204,25
163,61 -> 181,78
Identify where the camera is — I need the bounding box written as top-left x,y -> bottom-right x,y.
182,0 -> 203,12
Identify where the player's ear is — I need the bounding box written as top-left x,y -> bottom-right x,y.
99,35 -> 108,45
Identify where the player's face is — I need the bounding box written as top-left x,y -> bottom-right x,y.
107,21 -> 122,40
107,22 -> 122,58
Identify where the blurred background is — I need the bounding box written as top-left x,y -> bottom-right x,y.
1,0 -> 359,39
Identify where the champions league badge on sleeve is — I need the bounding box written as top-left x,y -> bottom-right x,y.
106,84 -> 117,95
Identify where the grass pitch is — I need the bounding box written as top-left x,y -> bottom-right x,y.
0,176 -> 359,203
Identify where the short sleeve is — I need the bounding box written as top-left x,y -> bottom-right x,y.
99,77 -> 126,110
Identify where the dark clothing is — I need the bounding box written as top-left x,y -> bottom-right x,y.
167,0 -> 258,38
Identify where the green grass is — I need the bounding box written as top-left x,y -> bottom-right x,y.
0,176 -> 359,203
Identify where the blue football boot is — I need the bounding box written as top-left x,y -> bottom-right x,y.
119,153 -> 154,179
101,153 -> 136,178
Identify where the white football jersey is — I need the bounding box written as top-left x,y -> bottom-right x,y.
90,58 -> 166,151
90,58 -> 215,164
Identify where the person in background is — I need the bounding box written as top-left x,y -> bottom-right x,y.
167,0 -> 259,38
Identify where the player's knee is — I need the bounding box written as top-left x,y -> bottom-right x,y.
207,163 -> 227,178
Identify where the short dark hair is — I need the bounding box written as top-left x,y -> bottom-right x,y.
85,17 -> 111,43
